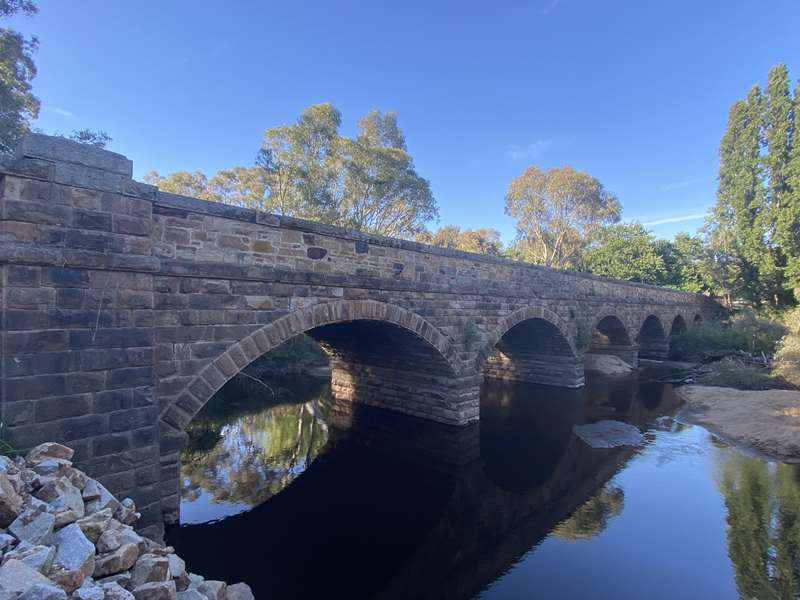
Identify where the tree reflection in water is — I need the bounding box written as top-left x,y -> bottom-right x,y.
717,451 -> 800,599
553,483 -> 625,541
180,375 -> 332,523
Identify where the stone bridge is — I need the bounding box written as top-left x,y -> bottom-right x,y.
0,135 -> 717,536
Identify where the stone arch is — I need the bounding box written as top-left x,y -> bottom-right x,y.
586,313 -> 637,368
477,305 -> 583,388
637,314 -> 668,360
160,300 -> 463,432
693,313 -> 704,324
670,314 -> 688,336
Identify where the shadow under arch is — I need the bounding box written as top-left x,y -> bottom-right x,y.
637,314 -> 669,360
693,313 -> 704,324
670,314 -> 688,336
160,300 -> 465,433
586,313 -> 638,368
476,305 -> 584,388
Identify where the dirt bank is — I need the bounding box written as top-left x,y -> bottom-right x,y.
675,385 -> 800,463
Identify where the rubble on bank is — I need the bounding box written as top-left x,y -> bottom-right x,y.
584,354 -> 635,376
0,442 -> 254,600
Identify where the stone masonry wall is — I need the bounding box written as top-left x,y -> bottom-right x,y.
0,135 -> 717,532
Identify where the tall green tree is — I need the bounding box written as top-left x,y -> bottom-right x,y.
504,165 -> 620,269
0,0 -> 38,155
585,223 -> 665,284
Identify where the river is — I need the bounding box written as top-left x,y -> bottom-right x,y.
166,370 -> 800,599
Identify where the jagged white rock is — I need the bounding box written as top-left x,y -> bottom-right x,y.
0,443 -> 254,600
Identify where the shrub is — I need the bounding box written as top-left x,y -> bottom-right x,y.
774,308 -> 800,387
669,310 -> 786,360
708,362 -> 781,390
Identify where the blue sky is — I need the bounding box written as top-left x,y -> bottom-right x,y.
8,0 -> 800,243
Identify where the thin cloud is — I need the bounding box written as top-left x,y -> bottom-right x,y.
641,212 -> 710,226
44,106 -> 76,119
507,138 -> 573,160
658,177 -> 705,193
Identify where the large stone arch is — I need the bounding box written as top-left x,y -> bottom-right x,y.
669,314 -> 688,336
476,304 -> 583,388
160,300 -> 464,431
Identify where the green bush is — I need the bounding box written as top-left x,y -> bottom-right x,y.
709,363 -> 781,390
774,308 -> 800,388
669,311 -> 786,360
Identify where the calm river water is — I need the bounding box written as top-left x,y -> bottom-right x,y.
166,370 -> 800,600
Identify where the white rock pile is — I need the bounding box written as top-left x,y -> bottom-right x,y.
0,443 -> 254,600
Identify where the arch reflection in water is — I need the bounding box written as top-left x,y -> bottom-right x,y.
179,375 -> 332,524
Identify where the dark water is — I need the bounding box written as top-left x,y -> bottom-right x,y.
166,372 -> 800,600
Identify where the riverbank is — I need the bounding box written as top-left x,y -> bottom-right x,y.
675,385 -> 800,463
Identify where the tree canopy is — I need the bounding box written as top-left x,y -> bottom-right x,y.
0,2 -> 38,155
416,224 -> 502,255
504,165 -> 621,269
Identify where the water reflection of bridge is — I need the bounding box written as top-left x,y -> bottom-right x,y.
168,375 -> 680,599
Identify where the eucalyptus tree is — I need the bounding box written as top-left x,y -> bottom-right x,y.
0,0 -> 38,155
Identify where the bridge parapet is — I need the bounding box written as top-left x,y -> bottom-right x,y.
0,135 -> 717,535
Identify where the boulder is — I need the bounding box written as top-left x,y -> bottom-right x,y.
176,591 -> 205,600
76,509 -> 113,544
9,507 -> 55,545
0,558 -> 53,593
25,444 -> 73,465
18,582 -> 67,600
35,478 -> 84,519
132,581 -> 177,600
197,581 -> 226,600
96,571 -> 132,589
226,583 -> 254,600
0,472 -> 23,528
53,523 -> 94,578
97,527 -> 124,553
30,459 -> 72,477
2,543 -> 55,573
47,563 -> 85,593
130,554 -> 170,588
93,543 -> 139,578
103,582 -> 136,600
73,580 -> 105,600
83,480 -> 120,516
0,533 -> 16,552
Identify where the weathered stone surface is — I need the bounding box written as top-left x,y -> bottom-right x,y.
0,133 -> 718,531
175,590 -> 204,600
130,554 -> 169,588
3,543 -> 55,573
9,508 -> 55,545
0,472 -> 23,527
25,443 -> 74,465
573,420 -> 644,449
226,583 -> 255,600
47,563 -> 85,593
72,580 -> 105,600
103,582 -> 136,600
0,558 -> 53,593
196,581 -> 226,600
0,533 -> 16,552
97,527 -> 124,553
75,509 -> 112,544
131,581 -> 176,600
35,478 -> 84,519
53,523 -> 94,578
93,542 -> 139,578
18,582 -> 67,600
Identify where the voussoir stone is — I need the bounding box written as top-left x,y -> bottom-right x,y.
25,443 -> 73,465
0,472 -> 23,528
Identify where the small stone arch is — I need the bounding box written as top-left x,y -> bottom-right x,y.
586,313 -> 637,368
592,314 -> 633,346
477,305 -> 583,388
693,313 -> 704,324
670,314 -> 688,336
160,300 -> 463,431
637,314 -> 668,360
